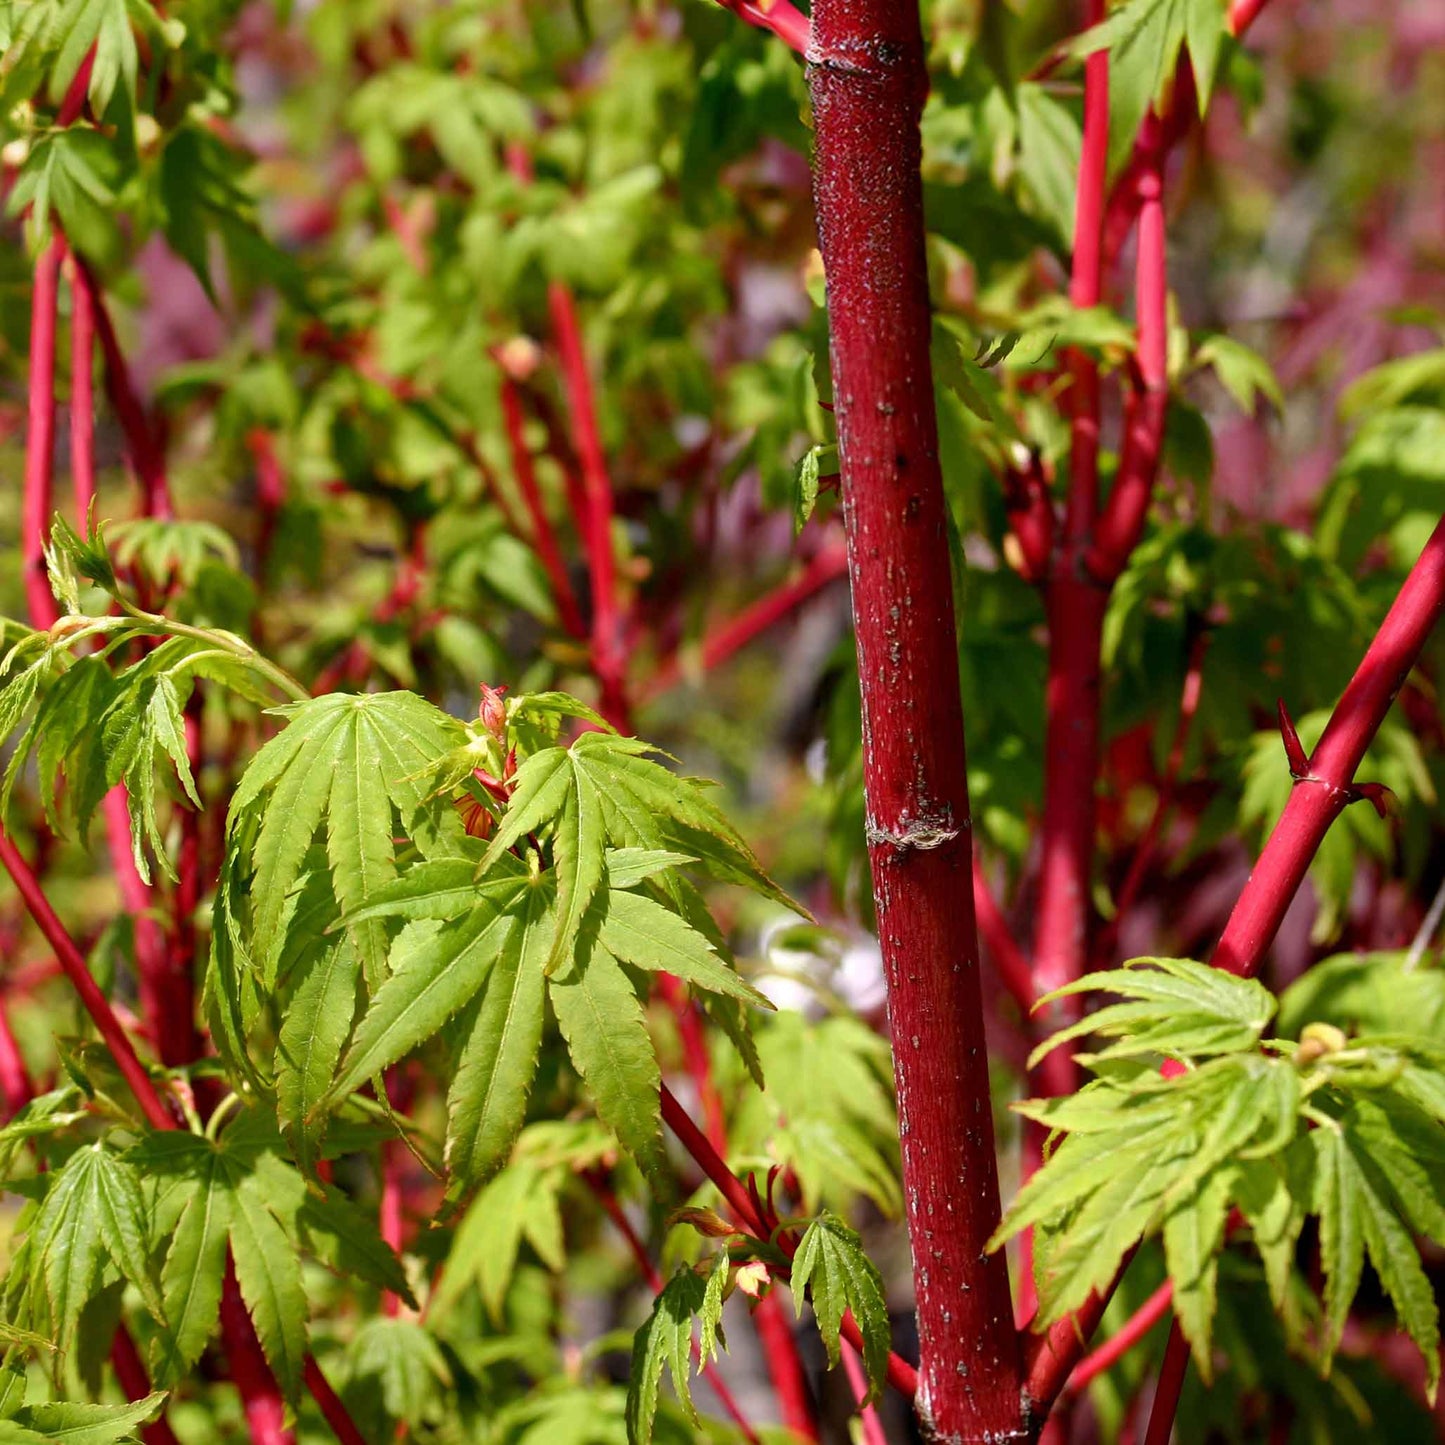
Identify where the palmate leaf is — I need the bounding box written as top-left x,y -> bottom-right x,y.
550,942 -> 666,1184
1314,1120 -> 1441,1396
318,870 -> 534,1111
790,1214 -> 890,1402
431,1160 -> 568,1324
482,731 -> 796,976
625,1254 -> 729,1445
129,1114 -> 407,1401
226,690 -> 467,987
444,881 -> 552,1193
24,1144 -> 166,1352
1028,956 -> 1276,1069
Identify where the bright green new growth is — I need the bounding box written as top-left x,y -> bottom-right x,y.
994,957 -> 1445,1395
208,683 -> 784,1197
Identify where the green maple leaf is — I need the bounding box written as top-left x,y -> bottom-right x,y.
24,1144 -> 165,1352
223,690 -> 466,989
790,1214 -> 890,1403
625,1254 -> 729,1445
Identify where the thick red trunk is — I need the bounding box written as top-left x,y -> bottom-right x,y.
806,4 -> 1022,1438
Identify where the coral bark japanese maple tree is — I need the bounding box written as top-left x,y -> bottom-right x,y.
0,0 -> 1443,1443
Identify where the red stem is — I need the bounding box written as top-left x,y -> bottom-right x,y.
717,0 -> 810,53
973,855 -> 1034,1013
547,280 -> 630,729
753,1293 -> 821,1441
643,546 -> 849,700
0,829 -> 365,1441
0,828 -> 175,1132
1031,0 -> 1111,1102
303,1356 -> 368,1445
1088,110 -> 1169,583
1141,1321 -> 1190,1445
1215,516 -> 1445,977
658,977 -> 818,1438
68,254 -> 97,520
842,1339 -> 889,1445
1022,517 -> 1445,1420
72,258 -> 172,518
807,5 -> 1021,1435
221,1260 -> 293,1445
498,375 -> 587,639
0,1005 -> 32,1117
24,236 -> 64,631
1065,1280 -> 1173,1393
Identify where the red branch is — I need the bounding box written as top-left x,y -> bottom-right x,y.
1215,516 -> 1445,977
659,1084 -> 919,1399
973,855 -> 1034,1013
642,545 -> 849,700
1031,0 -> 1111,1101
23,236 -> 64,631
1088,109 -> 1169,583
497,376 -> 586,639
716,0 -> 810,53
585,1171 -> 763,1444
72,258 -> 172,518
807,3 -> 1021,1434
1022,517 -> 1445,1419
546,281 -> 630,729
68,254 -> 97,520
1141,1320 -> 1190,1445
1064,1280 -> 1173,1393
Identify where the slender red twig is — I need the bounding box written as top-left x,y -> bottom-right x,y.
221,1260 -> 292,1445
1215,516 -> 1445,977
0,828 -> 175,1131
0,829 -> 365,1441
1088,109 -> 1169,583
110,1328 -> 182,1445
303,1357 -> 368,1445
1141,1321 -> 1190,1445
1064,1280 -> 1173,1393
72,258 -> 172,518
546,281 -> 630,729
1030,0 -> 1111,1103
23,237 -> 64,631
643,546 -> 849,700
973,854 -> 1034,1013
497,375 -> 586,639
807,4 -> 1021,1433
68,254 -> 97,520
715,0 -> 810,53
841,1339 -> 889,1445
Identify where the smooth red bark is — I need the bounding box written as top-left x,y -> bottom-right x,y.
807,3 -> 1022,1436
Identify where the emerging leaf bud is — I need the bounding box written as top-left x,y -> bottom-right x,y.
478,683 -> 508,740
